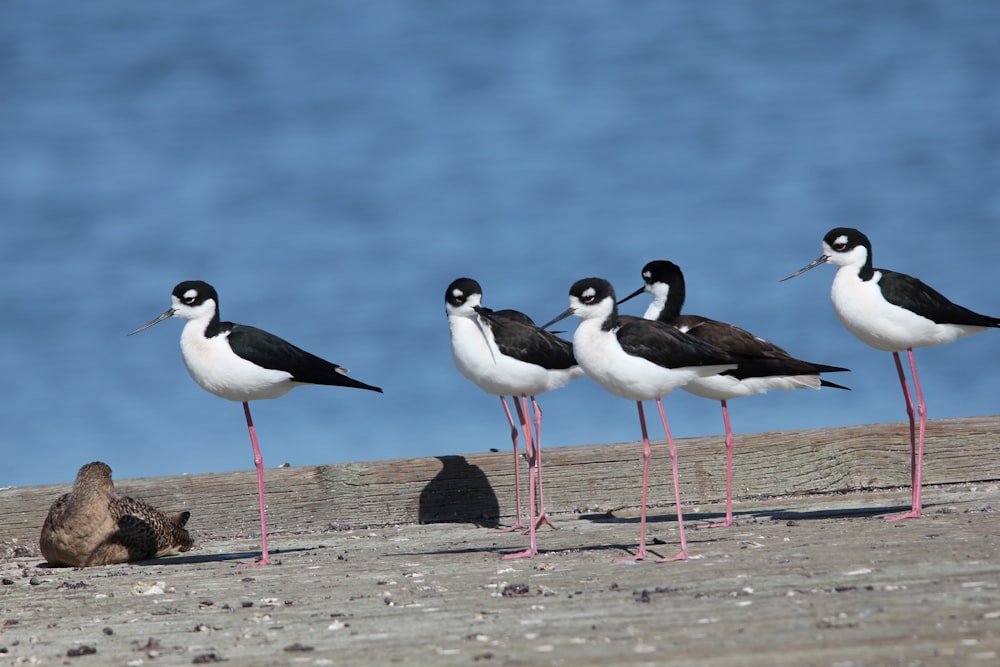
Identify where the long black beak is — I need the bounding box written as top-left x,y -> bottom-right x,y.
617,285 -> 645,305
780,255 -> 828,282
540,307 -> 575,331
127,308 -> 175,336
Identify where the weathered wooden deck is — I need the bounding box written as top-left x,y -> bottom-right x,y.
1,415 -> 999,665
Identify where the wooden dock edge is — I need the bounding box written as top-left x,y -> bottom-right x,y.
3,415 -> 999,548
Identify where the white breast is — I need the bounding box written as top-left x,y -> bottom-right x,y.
180,322 -> 296,402
448,315 -> 580,396
830,268 -> 981,352
572,319 -> 732,402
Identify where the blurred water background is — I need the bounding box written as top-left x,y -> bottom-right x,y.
2,1 -> 999,488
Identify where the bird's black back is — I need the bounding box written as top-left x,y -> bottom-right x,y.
677,314 -> 850,382
616,315 -> 739,370
478,307 -> 578,370
877,269 -> 1000,328
225,323 -> 383,393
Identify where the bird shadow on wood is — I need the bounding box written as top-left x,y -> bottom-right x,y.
492,538 -> 714,562
418,456 -> 500,528
127,546 -> 316,566
579,502 -> 930,525
390,539 -> 676,562
762,502 -> 927,522
392,544 -> 504,558
34,552 -> 253,568
578,510 -> 682,525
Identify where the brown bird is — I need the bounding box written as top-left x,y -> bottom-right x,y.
40,462 -> 193,567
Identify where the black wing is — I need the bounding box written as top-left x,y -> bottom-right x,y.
878,269 -> 1000,328
226,323 -> 383,393
616,315 -> 737,370
678,314 -> 850,381
481,307 -> 577,370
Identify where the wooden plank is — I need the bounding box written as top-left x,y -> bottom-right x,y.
2,415 -> 999,548
2,485 -> 999,666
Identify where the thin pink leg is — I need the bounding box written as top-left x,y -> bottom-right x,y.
503,397 -> 538,559
529,396 -> 556,531
909,349 -> 927,513
240,401 -> 270,567
613,402 -> 651,563
653,398 -> 688,562
699,399 -> 734,529
893,351 -> 918,485
887,349 -> 925,520
495,396 -> 526,532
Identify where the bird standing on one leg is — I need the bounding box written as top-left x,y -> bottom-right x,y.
40,461 -> 193,567
782,228 -> 1000,520
445,278 -> 583,559
543,277 -> 739,563
618,260 -> 849,528
129,280 -> 382,565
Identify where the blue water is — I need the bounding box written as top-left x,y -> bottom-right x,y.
2,1 -> 999,488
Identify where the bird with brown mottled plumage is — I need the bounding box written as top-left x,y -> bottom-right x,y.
39,462 -> 193,567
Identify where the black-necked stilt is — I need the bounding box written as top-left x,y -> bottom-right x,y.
619,260 -> 850,528
129,280 -> 382,565
445,278 -> 583,559
40,461 -> 193,567
782,228 -> 1000,520
543,277 -> 739,563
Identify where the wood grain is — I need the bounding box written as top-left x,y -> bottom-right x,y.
3,415 -> 998,547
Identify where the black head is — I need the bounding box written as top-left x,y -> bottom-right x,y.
641,260 -> 684,288
823,228 -> 872,256
128,280 -> 220,335
618,261 -> 685,317
171,280 -> 219,308
821,228 -> 875,279
569,277 -> 616,306
638,260 -> 686,321
445,278 -> 486,320
445,277 -> 483,308
781,228 -> 875,282
541,277 -> 617,329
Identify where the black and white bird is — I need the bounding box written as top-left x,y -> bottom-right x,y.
129,280 -> 382,565
543,277 -> 739,563
619,260 -> 849,528
782,228 -> 1000,520
445,277 -> 583,559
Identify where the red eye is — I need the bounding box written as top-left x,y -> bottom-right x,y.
833,242 -> 846,251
